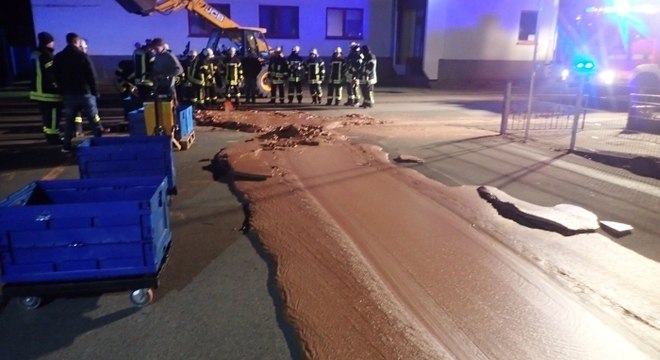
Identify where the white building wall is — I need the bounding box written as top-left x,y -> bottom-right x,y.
32,0 -> 372,57
423,0 -> 559,80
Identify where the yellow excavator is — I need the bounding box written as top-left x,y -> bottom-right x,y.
116,0 -> 271,95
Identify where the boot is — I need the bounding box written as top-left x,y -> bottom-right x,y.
268,99 -> 276,104
344,99 -> 353,106
288,97 -> 293,104
335,100 -> 340,106
325,99 -> 333,106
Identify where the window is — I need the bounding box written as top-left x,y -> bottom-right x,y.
259,5 -> 299,39
188,3 -> 230,37
326,8 -> 363,39
518,11 -> 538,43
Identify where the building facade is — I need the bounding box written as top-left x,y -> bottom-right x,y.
29,0 -> 559,85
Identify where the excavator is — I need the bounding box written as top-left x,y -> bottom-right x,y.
115,0 -> 271,95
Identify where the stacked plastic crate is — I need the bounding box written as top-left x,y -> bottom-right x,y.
0,103 -> 190,308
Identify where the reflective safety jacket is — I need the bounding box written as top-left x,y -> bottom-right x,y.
359,54 -> 377,85
222,55 -> 243,86
268,55 -> 288,85
188,56 -> 211,86
287,53 -> 304,82
114,59 -> 135,95
206,61 -> 218,86
306,56 -> 325,84
328,54 -> 345,85
29,47 -> 62,102
133,46 -> 155,84
345,51 -> 364,83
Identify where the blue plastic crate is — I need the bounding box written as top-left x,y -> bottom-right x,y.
127,108 -> 147,136
77,135 -> 176,194
0,177 -> 171,284
176,105 -> 194,139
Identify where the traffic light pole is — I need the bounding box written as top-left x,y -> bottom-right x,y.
569,75 -> 585,152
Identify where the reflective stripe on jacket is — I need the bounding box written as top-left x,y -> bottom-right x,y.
29,48 -> 62,102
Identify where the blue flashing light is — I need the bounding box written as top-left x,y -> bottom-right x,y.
574,57 -> 597,74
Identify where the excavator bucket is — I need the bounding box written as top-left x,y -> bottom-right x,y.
115,0 -> 158,16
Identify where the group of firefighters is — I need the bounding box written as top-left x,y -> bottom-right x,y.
268,42 -> 377,108
29,31 -> 378,149
116,40 -> 378,110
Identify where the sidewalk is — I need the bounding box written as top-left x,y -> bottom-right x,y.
505,111 -> 660,179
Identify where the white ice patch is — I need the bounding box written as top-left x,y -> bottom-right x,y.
478,185 -> 600,235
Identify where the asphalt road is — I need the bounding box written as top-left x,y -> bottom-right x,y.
0,87 -> 658,358
0,98 -> 297,359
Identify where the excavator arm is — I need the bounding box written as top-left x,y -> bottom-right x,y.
116,0 -> 272,95
116,0 -> 265,32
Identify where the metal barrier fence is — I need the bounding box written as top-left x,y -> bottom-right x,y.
502,86 -> 587,133
499,83 -> 660,168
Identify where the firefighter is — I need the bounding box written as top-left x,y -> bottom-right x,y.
344,42 -> 363,106
115,57 -> 136,98
205,53 -> 219,106
358,45 -> 377,108
287,45 -> 304,104
133,39 -> 155,99
306,48 -> 325,104
241,50 -> 262,104
267,47 -> 288,104
177,49 -> 197,104
221,47 -> 243,106
188,48 -> 213,109
29,31 -> 63,144
326,47 -> 345,106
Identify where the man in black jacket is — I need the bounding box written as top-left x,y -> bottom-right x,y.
54,32 -> 103,152
241,50 -> 262,104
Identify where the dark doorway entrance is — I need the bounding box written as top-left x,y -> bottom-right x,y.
393,0 -> 426,77
0,0 -> 36,85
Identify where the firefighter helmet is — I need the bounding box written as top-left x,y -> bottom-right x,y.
334,47 -> 342,54
201,48 -> 214,58
310,48 -> 318,56
228,47 -> 237,56
292,45 -> 300,53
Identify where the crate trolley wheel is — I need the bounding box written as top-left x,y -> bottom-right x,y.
129,288 -> 154,307
18,296 -> 42,310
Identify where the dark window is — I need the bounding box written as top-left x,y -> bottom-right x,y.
259,5 -> 299,39
518,11 -> 538,43
188,3 -> 230,38
326,8 -> 364,39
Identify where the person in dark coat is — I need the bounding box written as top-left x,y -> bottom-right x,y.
54,32 -> 103,152
241,50 -> 262,104
29,31 -> 63,144
150,38 -> 183,101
